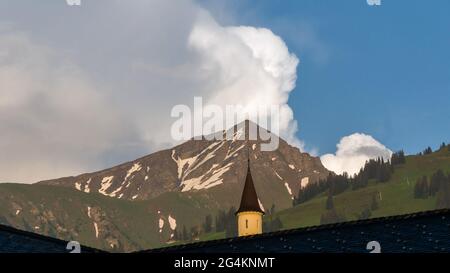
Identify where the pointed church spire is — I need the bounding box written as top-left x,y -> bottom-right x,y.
236,145 -> 264,215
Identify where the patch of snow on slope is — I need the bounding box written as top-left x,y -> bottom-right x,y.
258,199 -> 265,212
272,157 -> 276,161
147,166 -> 150,172
145,175 -> 149,181
181,162 -> 233,192
15,209 -> 21,215
252,144 -> 256,150
289,164 -> 295,170
284,182 -> 294,199
132,194 -> 138,200
93,222 -> 99,238
87,206 -> 91,218
75,182 -> 82,191
174,141 -> 231,192
171,150 -> 199,180
168,215 -> 177,230
99,176 -> 114,196
117,163 -> 142,192
274,170 -> 283,180
124,163 -> 142,181
300,177 -> 309,188
109,186 -> 123,197
84,178 -> 91,193
231,127 -> 244,142
159,218 -> 164,233
186,141 -> 225,176
111,164 -> 142,196
225,144 -> 245,161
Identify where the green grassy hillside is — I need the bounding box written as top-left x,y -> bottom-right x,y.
275,146 -> 450,229
196,146 -> 450,240
0,184 -> 225,251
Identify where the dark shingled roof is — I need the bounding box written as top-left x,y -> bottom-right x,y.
0,223 -> 104,253
235,158 -> 264,215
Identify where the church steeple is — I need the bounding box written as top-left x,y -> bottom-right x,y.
235,146 -> 264,236
236,156 -> 264,215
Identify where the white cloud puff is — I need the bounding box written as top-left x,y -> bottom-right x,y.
188,12 -> 301,148
320,133 -> 393,176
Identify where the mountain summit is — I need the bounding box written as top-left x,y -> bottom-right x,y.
39,120 -> 330,210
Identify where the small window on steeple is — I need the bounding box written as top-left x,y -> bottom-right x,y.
245,219 -> 248,229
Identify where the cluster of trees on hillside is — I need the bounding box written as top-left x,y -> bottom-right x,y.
355,194 -> 380,220
263,204 -> 283,232
176,204 -> 285,242
173,225 -> 201,242
416,142 -> 450,156
391,150 -> 406,165
319,189 -> 380,224
293,154 -> 399,206
214,207 -> 238,237
319,193 -> 346,225
414,169 -> 450,209
175,207 -> 238,242
352,157 -> 393,189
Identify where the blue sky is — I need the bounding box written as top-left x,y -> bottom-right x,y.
201,0 -> 450,155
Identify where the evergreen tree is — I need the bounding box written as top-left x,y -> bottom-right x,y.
215,210 -> 226,232
352,168 -> 369,190
414,176 -> 429,199
440,142 -> 446,150
430,169 -> 446,196
423,147 -> 433,155
203,214 -> 213,233
270,204 -> 276,216
182,225 -> 188,241
376,162 -> 392,183
391,150 -> 406,165
224,207 -> 238,238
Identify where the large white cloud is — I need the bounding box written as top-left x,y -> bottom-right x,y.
187,11 -> 300,147
0,1 -> 301,182
320,133 -> 393,176
0,29 -> 143,182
